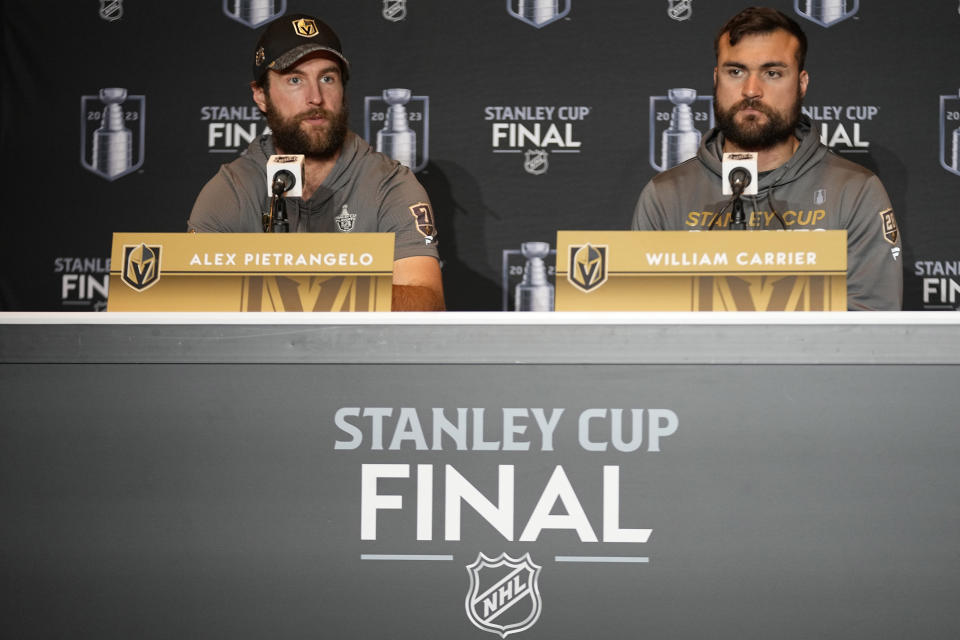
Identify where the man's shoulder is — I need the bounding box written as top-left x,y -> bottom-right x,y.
814,148 -> 882,185
649,156 -> 713,188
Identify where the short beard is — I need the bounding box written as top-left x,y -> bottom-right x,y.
714,86 -> 802,151
264,95 -> 349,160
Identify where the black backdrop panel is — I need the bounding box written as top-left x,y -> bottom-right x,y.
2,1 -> 959,311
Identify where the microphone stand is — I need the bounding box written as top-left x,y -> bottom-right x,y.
729,189 -> 746,230
263,177 -> 291,233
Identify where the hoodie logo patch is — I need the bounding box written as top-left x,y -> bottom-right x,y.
335,204 -> 356,232
814,189 -> 826,205
879,208 -> 899,245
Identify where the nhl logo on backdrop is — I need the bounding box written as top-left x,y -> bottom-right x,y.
650,88 -> 713,172
382,0 -> 407,22
364,89 -> 430,172
794,0 -> 859,28
506,0 -> 571,29
667,0 -> 692,22
222,0 -> 287,28
99,0 -> 123,22
465,553 -> 543,638
568,244 -> 608,292
121,244 -> 162,292
524,149 -> 549,175
80,88 -> 145,181
939,89 -> 960,177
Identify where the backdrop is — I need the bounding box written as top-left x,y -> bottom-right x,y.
2,0 -> 959,311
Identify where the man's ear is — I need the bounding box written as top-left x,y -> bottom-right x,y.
251,80 -> 268,112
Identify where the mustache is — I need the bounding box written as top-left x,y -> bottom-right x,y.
297,108 -> 334,121
732,99 -> 775,116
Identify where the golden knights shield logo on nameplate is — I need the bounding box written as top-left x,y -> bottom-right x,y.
120,243 -> 161,291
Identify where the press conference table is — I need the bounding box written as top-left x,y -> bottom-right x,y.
2,312 -> 959,639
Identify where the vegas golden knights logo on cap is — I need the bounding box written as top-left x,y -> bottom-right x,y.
292,18 -> 319,37
568,243 -> 608,292
121,243 -> 161,291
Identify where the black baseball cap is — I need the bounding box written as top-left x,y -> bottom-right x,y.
252,14 -> 350,84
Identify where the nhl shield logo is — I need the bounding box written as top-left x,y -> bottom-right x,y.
523,149 -> 549,175
99,0 -> 123,21
80,88 -> 145,181
465,553 -> 542,638
667,0 -> 692,21
794,0 -> 859,28
506,0 -> 571,29
364,90 -> 430,172
222,0 -> 287,28
121,243 -> 161,291
940,89 -> 960,177
383,0 -> 407,22
567,243 -> 608,292
649,88 -> 713,172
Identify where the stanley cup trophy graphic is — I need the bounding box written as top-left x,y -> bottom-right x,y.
519,0 -> 558,24
223,0 -> 284,28
952,127 -> 960,172
795,0 -> 858,27
940,89 -> 960,177
515,242 -> 554,312
376,89 -> 417,169
802,0 -> 846,25
91,88 -> 133,180
661,88 -> 701,170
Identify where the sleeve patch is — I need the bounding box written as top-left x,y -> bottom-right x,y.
409,202 -> 437,242
879,208 -> 899,245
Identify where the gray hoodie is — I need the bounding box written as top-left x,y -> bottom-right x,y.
188,132 -> 438,261
632,116 -> 902,310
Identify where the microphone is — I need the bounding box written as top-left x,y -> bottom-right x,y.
721,152 -> 758,197
271,170 -> 296,195
266,154 -> 304,198
728,167 -> 751,197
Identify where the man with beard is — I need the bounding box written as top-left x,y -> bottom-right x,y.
189,14 -> 444,311
632,7 -> 902,310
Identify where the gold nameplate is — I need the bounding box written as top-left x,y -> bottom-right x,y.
556,230 -> 847,311
108,232 -> 394,312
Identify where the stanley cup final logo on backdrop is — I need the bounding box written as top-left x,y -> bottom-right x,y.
667,0 -> 692,22
364,89 -> 430,172
941,89 -> 960,177
382,0 -> 407,22
506,0 -> 571,29
223,0 -> 287,28
99,0 -> 123,22
794,0 -> 859,28
649,88 -> 713,172
465,553 -> 543,637
80,88 -> 145,181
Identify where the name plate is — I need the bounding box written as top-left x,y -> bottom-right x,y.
107,232 -> 394,311
556,230 -> 847,311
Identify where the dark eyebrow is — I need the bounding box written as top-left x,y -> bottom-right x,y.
721,61 -> 789,70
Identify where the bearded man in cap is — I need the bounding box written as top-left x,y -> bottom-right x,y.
189,15 -> 444,311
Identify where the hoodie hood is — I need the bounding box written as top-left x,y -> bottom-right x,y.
697,114 -> 828,192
